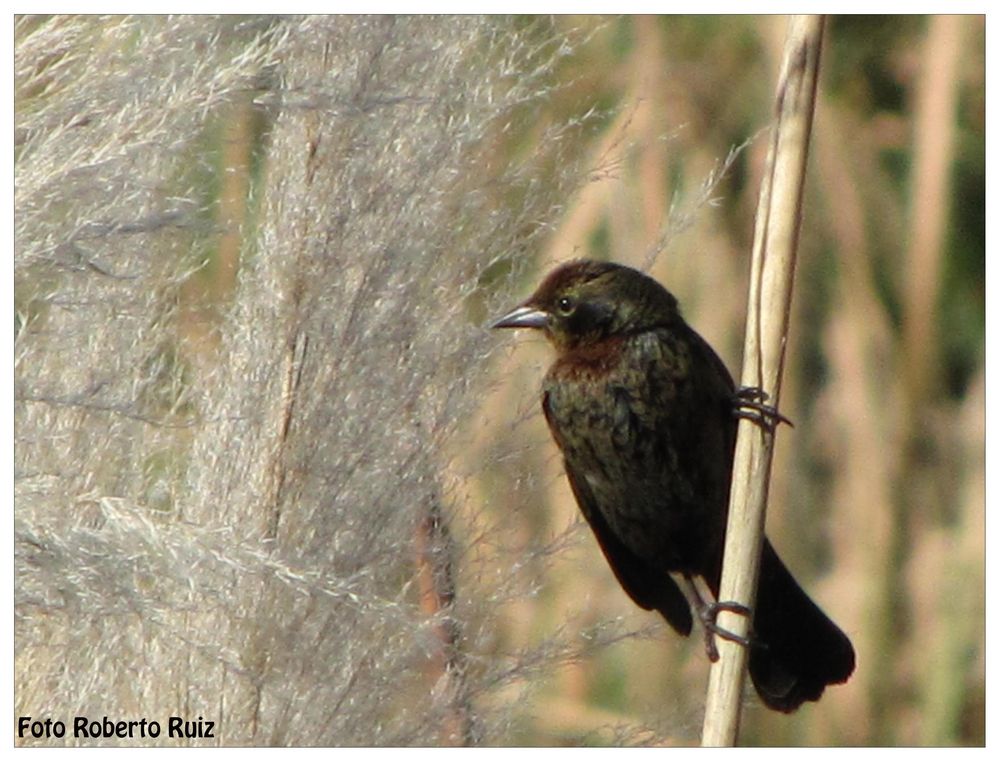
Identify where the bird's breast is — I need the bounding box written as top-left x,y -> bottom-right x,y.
540,326 -> 735,574
543,335 -> 683,482
541,330 -> 723,561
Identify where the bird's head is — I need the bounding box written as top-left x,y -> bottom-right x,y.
491,260 -> 681,352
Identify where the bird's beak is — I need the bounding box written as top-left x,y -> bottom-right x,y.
490,304 -> 550,330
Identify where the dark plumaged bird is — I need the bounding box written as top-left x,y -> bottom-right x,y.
492,259 -> 855,712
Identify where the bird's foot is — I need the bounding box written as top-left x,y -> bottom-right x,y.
698,600 -> 754,662
732,386 -> 793,432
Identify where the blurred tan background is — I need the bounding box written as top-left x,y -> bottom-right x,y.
465,14 -> 984,746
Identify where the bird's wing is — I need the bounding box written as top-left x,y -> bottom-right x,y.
561,457 -> 693,636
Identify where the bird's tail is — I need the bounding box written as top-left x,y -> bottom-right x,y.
746,540 -> 856,712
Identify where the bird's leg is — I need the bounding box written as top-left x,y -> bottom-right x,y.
698,600 -> 755,662
732,386 -> 793,432
676,574 -> 754,662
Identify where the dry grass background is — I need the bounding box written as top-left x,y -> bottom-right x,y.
14,15 -> 984,746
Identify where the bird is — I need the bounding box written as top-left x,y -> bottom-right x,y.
491,259 -> 855,713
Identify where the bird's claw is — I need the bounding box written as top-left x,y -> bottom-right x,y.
698,600 -> 754,662
732,386 -> 793,432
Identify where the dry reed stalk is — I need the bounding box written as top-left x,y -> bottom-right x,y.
701,15 -> 825,746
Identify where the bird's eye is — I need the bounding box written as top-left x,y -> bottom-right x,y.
556,296 -> 575,315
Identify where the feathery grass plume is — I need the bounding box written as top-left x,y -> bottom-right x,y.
15,15 -> 627,746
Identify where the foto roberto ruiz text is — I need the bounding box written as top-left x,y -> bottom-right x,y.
18,715 -> 216,740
